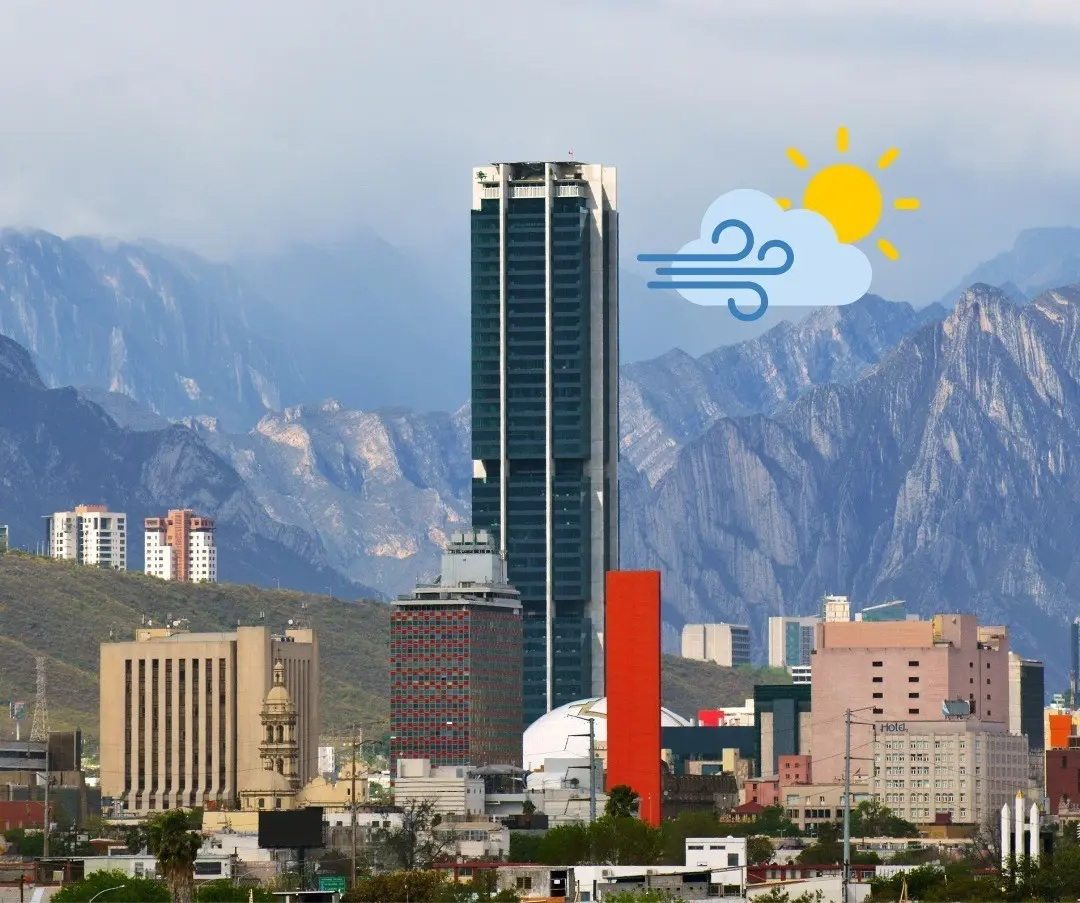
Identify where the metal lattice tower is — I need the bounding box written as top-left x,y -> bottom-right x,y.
29,656 -> 49,742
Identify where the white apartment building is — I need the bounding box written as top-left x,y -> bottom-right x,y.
870,721 -> 1028,826
681,623 -> 750,667
45,505 -> 127,570
144,510 -> 217,583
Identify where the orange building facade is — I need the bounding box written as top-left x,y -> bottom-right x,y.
605,570 -> 662,826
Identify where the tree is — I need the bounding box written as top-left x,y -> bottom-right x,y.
195,881 -> 275,902
52,869 -> 171,902
850,799 -> 918,838
747,835 -> 775,865
606,784 -> 640,819
508,831 -> 543,862
659,810 -> 723,864
755,805 -> 799,837
126,823 -> 150,854
369,799 -> 451,870
591,815 -> 664,866
147,809 -> 203,903
535,822 -> 591,865
603,891 -> 682,902
344,870 -> 446,902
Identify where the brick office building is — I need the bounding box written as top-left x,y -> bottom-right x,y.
390,531 -> 523,768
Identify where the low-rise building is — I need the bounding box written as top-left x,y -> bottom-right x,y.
681,624 -> 751,667
394,758 -> 484,817
782,781 -> 871,833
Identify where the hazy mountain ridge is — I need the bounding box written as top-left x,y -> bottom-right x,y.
0,229 -> 302,430
620,294 -> 946,485
622,283 -> 1080,681
0,332 -> 376,598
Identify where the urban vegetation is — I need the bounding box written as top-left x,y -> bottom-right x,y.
147,808 -> 204,903
0,552 -> 784,736
342,869 -> 519,902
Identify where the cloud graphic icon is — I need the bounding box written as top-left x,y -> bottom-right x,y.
638,188 -> 872,321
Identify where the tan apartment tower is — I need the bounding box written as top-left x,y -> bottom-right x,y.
99,624 -> 318,813
145,509 -> 217,583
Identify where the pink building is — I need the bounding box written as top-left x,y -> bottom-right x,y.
744,777 -> 781,807
779,754 -> 812,786
811,614 -> 1009,783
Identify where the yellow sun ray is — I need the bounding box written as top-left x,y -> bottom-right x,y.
786,147 -> 809,169
836,127 -> 849,153
776,197 -> 792,210
878,238 -> 899,260
894,198 -> 920,210
878,148 -> 899,169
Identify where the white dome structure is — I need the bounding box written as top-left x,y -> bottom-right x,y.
523,696 -> 690,772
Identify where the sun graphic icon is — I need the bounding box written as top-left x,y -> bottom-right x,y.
777,127 -> 919,260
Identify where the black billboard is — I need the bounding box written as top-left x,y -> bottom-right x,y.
258,807 -> 325,849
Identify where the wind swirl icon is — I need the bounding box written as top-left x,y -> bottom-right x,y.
638,219 -> 794,322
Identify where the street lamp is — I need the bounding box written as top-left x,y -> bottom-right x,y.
89,886 -> 125,902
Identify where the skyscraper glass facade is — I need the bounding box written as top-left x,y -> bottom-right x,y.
470,162 -> 618,726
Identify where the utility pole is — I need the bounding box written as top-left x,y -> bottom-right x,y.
842,708 -> 852,903
587,717 -> 597,824
42,740 -> 50,860
350,726 -> 360,889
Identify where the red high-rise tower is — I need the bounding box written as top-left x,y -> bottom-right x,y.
605,570 -> 662,826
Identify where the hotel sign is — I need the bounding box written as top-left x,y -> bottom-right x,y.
879,722 -> 907,733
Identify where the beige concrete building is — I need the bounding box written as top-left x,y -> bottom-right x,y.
812,614 -> 1009,783
680,623 -> 750,667
782,781 -> 870,833
100,624 -> 318,813
869,721 -> 1028,826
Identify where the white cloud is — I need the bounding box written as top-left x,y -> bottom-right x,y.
644,189 -> 872,317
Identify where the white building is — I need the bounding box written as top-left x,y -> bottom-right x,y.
144,509 -> 217,583
319,745 -> 336,776
768,616 -> 820,670
870,721 -> 1029,825
45,505 -> 127,569
394,758 -> 485,817
680,623 -> 750,667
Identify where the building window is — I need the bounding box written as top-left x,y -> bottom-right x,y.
908,676 -> 919,683
873,677 -> 883,683
873,707 -> 884,715
873,692 -> 883,699
909,708 -> 919,715
872,661 -> 883,667
908,661 -> 919,666
258,799 -> 265,808
909,693 -> 919,699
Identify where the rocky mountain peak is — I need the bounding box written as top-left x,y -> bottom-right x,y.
0,333 -> 45,389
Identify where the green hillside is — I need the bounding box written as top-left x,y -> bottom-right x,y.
0,552 -> 790,741
0,552 -> 390,739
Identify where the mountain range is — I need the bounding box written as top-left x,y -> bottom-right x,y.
4,225 -> 1080,686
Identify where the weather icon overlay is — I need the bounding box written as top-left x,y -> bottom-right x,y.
638,127 -> 920,321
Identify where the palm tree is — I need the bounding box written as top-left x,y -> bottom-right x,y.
147,809 -> 202,903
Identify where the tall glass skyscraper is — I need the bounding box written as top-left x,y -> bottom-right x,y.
470,161 -> 619,726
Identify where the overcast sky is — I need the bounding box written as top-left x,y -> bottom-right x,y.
2,0 -> 1079,304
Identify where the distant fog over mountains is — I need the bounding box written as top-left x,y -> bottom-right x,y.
4,225 -> 1080,685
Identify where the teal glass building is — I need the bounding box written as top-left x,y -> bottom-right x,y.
470,162 -> 619,727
